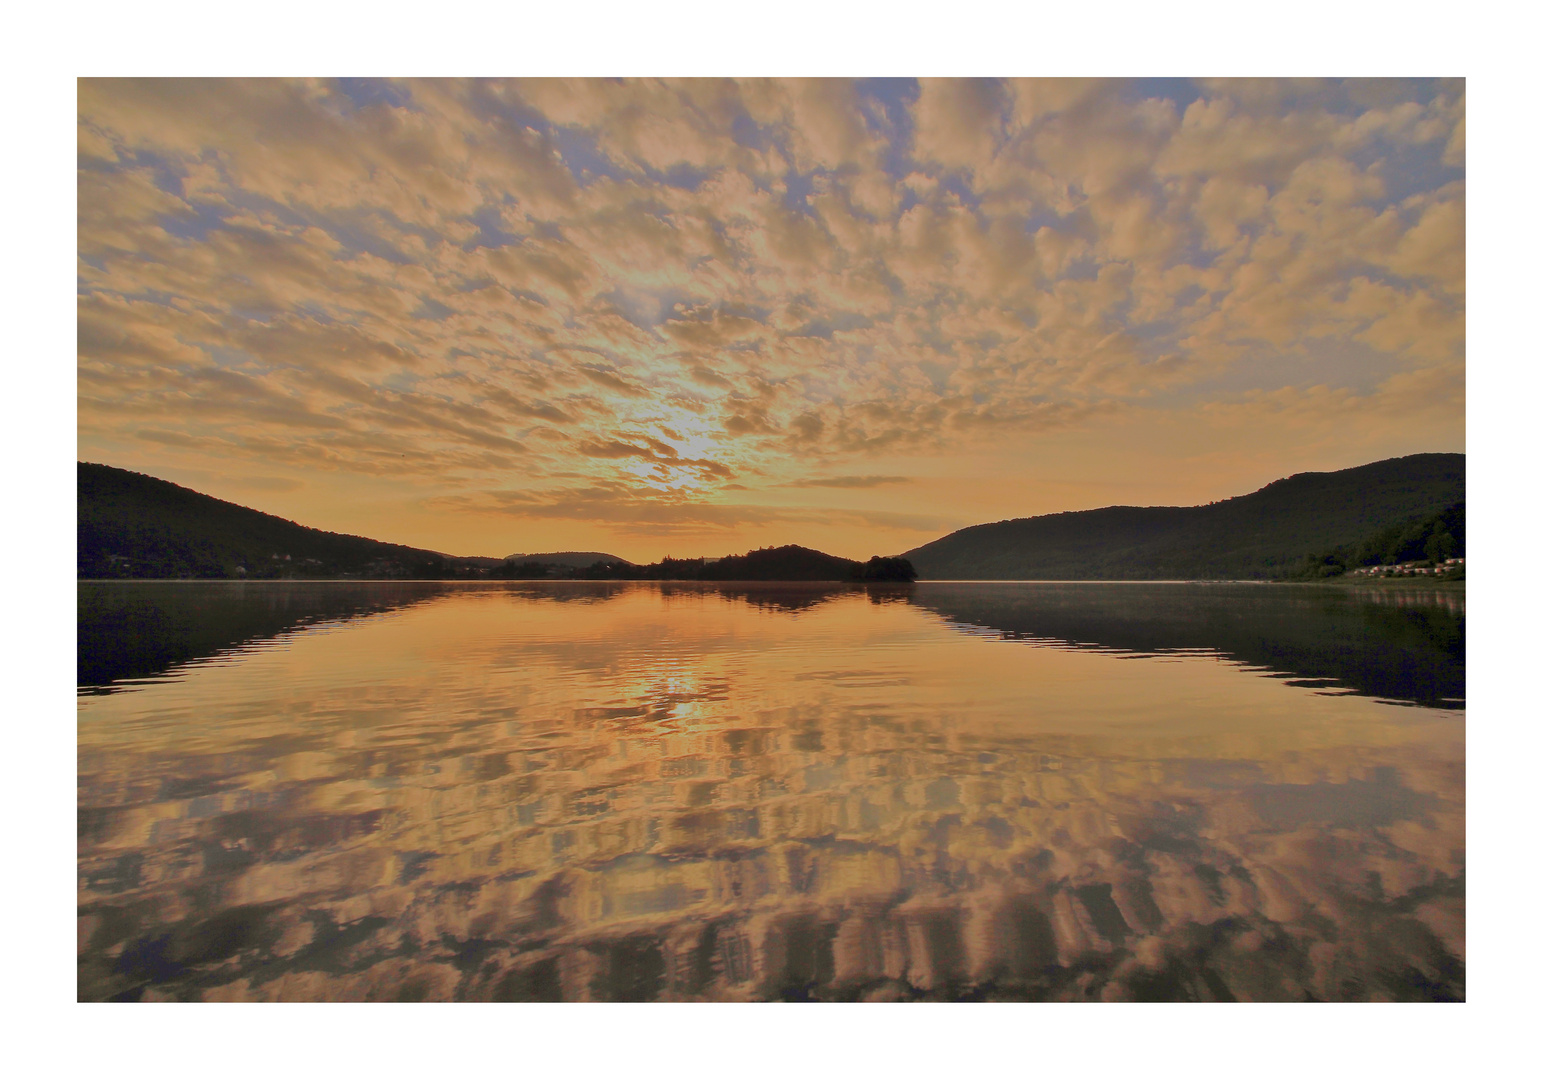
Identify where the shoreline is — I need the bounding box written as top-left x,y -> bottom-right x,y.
78,576 -> 1465,589
1280,576 -> 1464,591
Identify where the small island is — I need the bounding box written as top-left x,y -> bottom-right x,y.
491,545 -> 917,582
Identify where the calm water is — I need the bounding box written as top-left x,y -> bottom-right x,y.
77,581 -> 1464,1001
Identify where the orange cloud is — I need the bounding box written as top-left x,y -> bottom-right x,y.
77,78 -> 1463,561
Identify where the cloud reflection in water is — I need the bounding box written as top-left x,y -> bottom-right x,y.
77,582 -> 1463,1000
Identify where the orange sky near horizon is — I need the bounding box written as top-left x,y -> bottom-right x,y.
77,78 -> 1464,562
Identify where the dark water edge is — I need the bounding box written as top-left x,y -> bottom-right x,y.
77,580 -> 452,691
79,580 -> 1464,708
912,582 -> 1464,708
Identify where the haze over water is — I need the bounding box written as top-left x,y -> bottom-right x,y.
77,581 -> 1464,1001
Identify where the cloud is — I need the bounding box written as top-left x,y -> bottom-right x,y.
784,475 -> 912,489
221,474 -> 305,493
576,365 -> 650,397
912,78 -> 1009,172
77,78 -> 1463,557
426,483 -> 949,538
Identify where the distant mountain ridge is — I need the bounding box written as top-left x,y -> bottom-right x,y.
495,546 -> 916,582
77,464 -> 907,582
902,453 -> 1464,581
79,463 -> 495,579
81,454 -> 1463,583
503,551 -> 632,568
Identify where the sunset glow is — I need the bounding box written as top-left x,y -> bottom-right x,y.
77,78 -> 1464,561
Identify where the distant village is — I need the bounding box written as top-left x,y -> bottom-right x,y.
1346,557 -> 1464,579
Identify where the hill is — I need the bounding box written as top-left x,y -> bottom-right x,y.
78,463 -> 493,579
503,551 -> 631,568
902,453 -> 1464,581
1289,502 -> 1464,580
506,546 -> 917,582
77,465 -> 908,583
700,544 -> 858,581
628,546 -> 915,581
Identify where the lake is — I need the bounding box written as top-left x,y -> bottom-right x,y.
77,580 -> 1464,1001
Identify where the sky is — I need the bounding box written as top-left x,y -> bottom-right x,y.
76,77 -> 1465,562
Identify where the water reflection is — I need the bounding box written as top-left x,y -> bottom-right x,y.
78,582 -> 1463,1001
911,582 -> 1464,708
77,581 -> 455,692
78,580 -> 1461,706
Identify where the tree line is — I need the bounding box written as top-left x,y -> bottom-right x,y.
1284,503 -> 1465,580
490,546 -> 917,582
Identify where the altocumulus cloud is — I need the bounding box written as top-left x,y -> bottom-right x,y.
77,77 -> 1463,548
784,475 -> 913,488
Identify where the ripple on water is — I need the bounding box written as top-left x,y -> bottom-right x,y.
78,581 -> 1464,1001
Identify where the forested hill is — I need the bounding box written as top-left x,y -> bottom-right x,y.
503,551 -> 631,568
493,546 -> 918,582
901,453 -> 1465,581
78,463 -> 493,579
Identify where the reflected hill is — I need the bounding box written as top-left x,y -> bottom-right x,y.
907,582 -> 1463,708
77,581 -> 906,692
659,581 -> 916,613
80,580 -> 1462,708
78,581 -> 454,691
660,581 -> 845,613
489,582 -> 637,604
